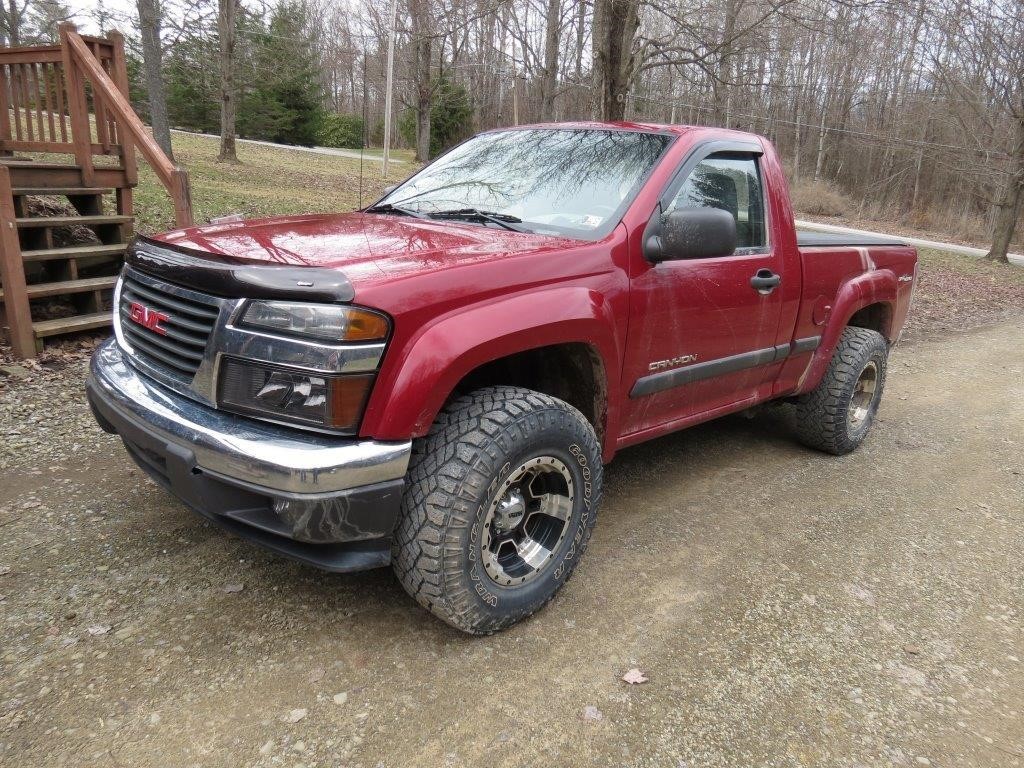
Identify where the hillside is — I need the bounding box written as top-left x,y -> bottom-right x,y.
132,132 -> 413,234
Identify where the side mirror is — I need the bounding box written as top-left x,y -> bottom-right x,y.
645,207 -> 737,262
382,184 -> 398,195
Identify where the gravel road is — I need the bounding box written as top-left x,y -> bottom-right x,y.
1,322 -> 1022,767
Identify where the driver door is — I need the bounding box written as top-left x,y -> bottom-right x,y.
620,146 -> 785,437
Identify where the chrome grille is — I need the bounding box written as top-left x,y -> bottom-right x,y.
118,272 -> 220,379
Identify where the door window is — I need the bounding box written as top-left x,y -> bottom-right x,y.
667,154 -> 766,250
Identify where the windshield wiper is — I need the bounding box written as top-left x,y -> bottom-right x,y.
427,208 -> 526,232
364,202 -> 427,219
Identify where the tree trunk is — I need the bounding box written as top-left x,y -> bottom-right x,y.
573,0 -> 585,83
539,0 -> 560,121
591,0 -> 640,121
986,117 -> 1024,263
6,0 -> 21,45
410,0 -> 432,162
217,0 -> 238,163
813,106 -> 827,181
713,0 -> 738,126
136,0 -> 173,160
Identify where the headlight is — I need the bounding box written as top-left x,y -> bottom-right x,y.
241,301 -> 389,342
218,358 -> 373,432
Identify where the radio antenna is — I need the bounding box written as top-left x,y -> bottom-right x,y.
358,49 -> 369,210
358,143 -> 364,210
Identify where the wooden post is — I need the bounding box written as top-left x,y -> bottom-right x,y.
0,166 -> 35,359
59,23 -> 95,186
171,168 -> 193,227
107,30 -> 137,186
0,64 -> 13,156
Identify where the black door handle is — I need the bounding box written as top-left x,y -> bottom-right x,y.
750,269 -> 781,293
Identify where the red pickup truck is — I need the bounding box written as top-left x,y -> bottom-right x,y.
87,123 -> 917,633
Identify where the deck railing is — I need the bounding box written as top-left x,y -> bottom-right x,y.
0,24 -> 192,226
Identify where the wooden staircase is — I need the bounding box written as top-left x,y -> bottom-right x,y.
0,25 -> 192,358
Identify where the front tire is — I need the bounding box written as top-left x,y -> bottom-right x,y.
794,326 -> 888,455
392,386 -> 603,634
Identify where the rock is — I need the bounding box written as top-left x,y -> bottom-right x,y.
904,644 -> 921,655
222,583 -> 244,594
332,692 -> 348,706
0,364 -> 31,380
582,705 -> 603,721
286,708 -> 307,723
915,758 -> 931,766
87,624 -> 111,636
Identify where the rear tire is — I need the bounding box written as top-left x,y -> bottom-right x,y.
392,386 -> 602,634
794,326 -> 888,455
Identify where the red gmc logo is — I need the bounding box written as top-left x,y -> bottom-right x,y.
128,301 -> 169,335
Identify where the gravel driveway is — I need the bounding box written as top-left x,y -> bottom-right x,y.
1,322 -> 1022,767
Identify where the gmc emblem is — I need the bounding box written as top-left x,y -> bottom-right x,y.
128,301 -> 169,335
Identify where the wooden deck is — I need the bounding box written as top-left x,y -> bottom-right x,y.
0,25 -> 192,358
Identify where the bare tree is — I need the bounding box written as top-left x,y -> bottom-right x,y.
409,0 -> 432,162
217,0 -> 238,162
136,0 -> 174,159
538,0 -> 560,120
591,0 -> 640,121
933,0 -> 1023,262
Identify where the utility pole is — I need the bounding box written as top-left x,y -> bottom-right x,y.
382,0 -> 399,178
512,72 -> 519,126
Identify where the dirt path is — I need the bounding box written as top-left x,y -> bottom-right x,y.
1,323 -> 1022,767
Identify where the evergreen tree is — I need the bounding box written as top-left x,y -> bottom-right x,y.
166,33 -> 220,133
237,1 -> 323,146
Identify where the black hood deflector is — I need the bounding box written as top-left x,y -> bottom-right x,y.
127,236 -> 355,303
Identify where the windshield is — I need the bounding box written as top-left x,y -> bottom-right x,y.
375,128 -> 673,239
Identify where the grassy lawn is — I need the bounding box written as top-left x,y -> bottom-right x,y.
132,131 -> 416,234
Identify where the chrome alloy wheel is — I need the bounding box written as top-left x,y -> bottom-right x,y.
848,360 -> 879,429
480,456 -> 575,587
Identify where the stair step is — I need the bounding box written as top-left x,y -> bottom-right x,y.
0,160 -> 82,171
33,312 -> 112,338
16,215 -> 133,228
12,186 -> 112,197
21,243 -> 127,262
0,276 -> 118,301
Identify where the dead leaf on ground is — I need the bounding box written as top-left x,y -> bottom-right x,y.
621,668 -> 649,685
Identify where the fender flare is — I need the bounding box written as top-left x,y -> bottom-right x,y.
796,269 -> 898,394
361,286 -> 621,450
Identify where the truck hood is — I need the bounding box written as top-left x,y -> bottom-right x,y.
153,211 -> 580,287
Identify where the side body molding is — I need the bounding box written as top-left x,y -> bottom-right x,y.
794,269 -> 898,395
360,286 -> 622,457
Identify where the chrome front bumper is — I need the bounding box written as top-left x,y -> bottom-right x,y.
86,338 -> 412,571
87,338 -> 410,497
